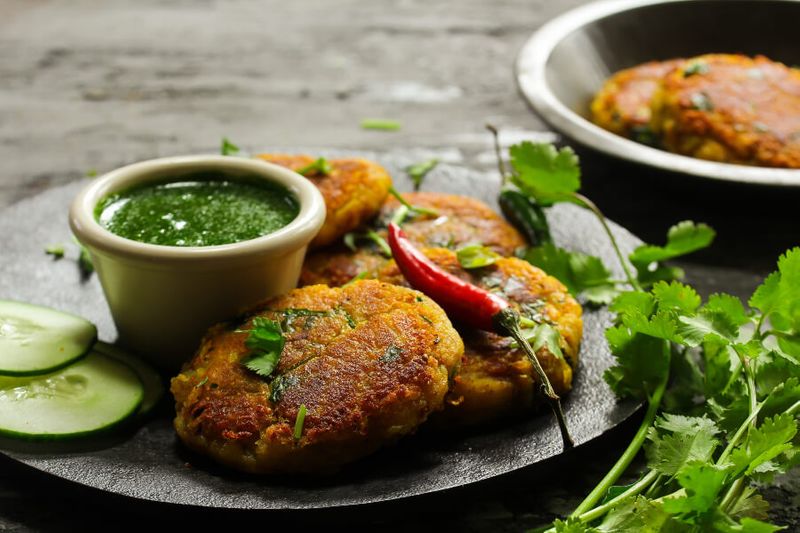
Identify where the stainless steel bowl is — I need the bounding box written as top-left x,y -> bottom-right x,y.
516,0 -> 800,187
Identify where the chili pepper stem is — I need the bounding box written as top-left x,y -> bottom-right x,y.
494,308 -> 574,450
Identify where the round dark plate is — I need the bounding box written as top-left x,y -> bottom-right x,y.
0,153 -> 640,509
516,0 -> 800,187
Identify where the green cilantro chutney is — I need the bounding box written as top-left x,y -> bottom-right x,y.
96,176 -> 299,246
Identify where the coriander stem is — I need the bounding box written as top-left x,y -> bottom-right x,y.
717,402 -> 763,465
573,193 -> 641,292
486,124 -> 509,185
576,469 -> 659,524
570,351 -> 668,517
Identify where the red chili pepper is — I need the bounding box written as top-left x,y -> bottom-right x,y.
387,223 -> 509,332
387,222 -> 574,450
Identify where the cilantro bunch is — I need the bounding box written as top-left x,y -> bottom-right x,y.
496,138 -> 800,531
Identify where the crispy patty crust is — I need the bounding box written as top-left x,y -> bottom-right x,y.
591,59 -> 685,142
299,192 -> 527,287
256,154 -> 393,247
659,54 -> 800,168
171,280 -> 463,474
376,248 -> 582,426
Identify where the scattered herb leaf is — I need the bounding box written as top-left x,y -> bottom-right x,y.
456,244 -> 499,269
406,159 -> 438,190
294,404 -> 307,440
44,244 -> 65,259
360,118 -> 401,131
297,157 -> 333,177
220,137 -> 240,156
238,317 -> 284,378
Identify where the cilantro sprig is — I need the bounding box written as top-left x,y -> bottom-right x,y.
238,316 -> 285,378
499,140 -> 715,303
492,134 -> 798,531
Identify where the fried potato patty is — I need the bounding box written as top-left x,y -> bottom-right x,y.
171,280 -> 463,474
256,154 -> 392,247
299,192 -> 527,288
659,54 -> 800,168
376,248 -> 582,426
591,59 -> 685,142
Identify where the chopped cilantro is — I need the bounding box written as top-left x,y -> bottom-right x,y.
406,159 -> 438,190
690,92 -> 714,111
77,242 -> 94,276
456,244 -> 499,269
388,186 -> 439,218
360,118 -> 401,131
44,244 -> 65,259
343,230 -> 391,258
297,157 -> 333,177
684,61 -> 709,77
343,271 -> 370,287
293,404 -> 307,440
239,317 -> 284,378
220,137 -> 240,156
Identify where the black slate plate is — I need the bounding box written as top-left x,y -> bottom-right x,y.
0,153 -> 641,509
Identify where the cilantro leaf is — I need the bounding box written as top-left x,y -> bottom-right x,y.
240,317 -> 285,378
406,159 -> 438,190
456,244 -> 499,269
604,329 -> 670,400
597,496 -> 673,532
508,142 -> 581,206
220,137 -> 240,156
729,413 -> 797,480
661,461 -> 730,520
296,157 -> 333,177
524,243 -> 618,304
751,248 -> 800,335
646,414 -> 719,477
728,486 -> 770,521
651,281 -> 701,315
524,323 -> 565,361
629,221 -> 715,283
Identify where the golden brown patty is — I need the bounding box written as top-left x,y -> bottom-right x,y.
256,154 -> 393,247
375,248 -> 582,426
658,54 -> 800,168
299,192 -> 527,288
171,280 -> 463,474
591,59 -> 685,141
377,192 -> 526,256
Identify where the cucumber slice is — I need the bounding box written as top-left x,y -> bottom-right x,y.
93,341 -> 164,417
0,351 -> 143,440
0,300 -> 97,376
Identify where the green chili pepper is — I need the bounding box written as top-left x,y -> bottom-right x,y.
498,188 -> 552,246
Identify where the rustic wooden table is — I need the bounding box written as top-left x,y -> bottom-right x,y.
1,0 -> 799,530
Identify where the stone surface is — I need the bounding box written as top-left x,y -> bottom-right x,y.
0,0 -> 798,530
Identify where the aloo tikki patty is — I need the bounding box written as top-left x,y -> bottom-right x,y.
376,248 -> 582,427
299,192 -> 527,288
171,280 -> 463,474
255,154 -> 392,248
659,54 -> 800,168
591,59 -> 685,143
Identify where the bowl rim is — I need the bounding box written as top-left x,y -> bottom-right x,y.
515,0 -> 800,187
68,155 -> 326,264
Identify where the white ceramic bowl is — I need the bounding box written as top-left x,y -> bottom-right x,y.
69,155 -> 325,370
